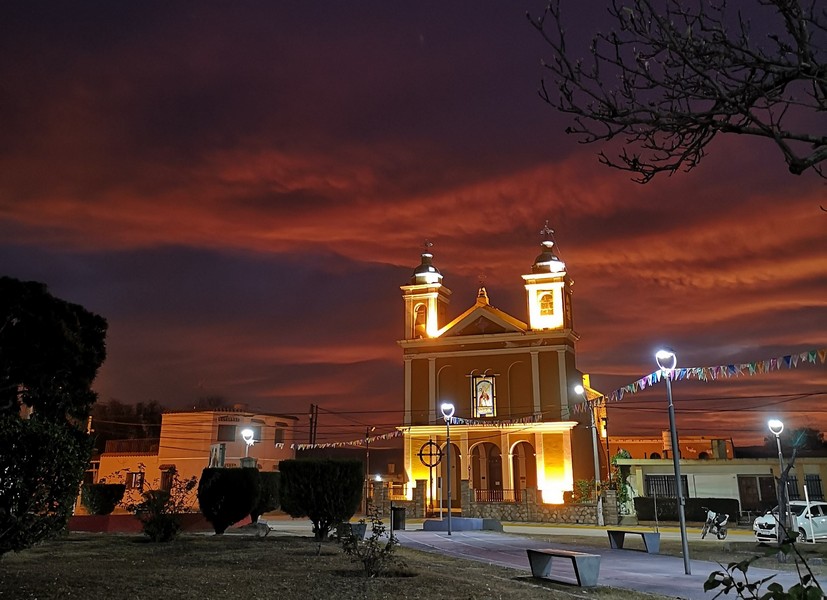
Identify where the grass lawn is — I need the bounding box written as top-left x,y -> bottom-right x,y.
1,532 -> 660,600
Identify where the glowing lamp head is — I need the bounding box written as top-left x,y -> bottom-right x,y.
655,348 -> 677,371
241,428 -> 255,445
440,402 -> 455,421
574,384 -> 585,396
768,419 -> 784,436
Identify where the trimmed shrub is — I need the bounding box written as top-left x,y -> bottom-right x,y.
81,483 -> 126,515
250,472 -> 280,523
633,496 -> 740,522
279,459 -> 363,541
0,416 -> 93,557
197,468 -> 261,534
125,469 -> 198,542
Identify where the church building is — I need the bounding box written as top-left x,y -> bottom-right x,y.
398,229 -> 601,509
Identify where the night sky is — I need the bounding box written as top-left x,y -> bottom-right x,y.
2,2 -> 824,446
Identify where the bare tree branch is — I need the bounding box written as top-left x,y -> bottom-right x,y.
528,0 -> 826,183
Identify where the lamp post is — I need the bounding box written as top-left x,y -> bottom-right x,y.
768,419 -> 786,545
440,402 -> 455,536
656,348 -> 691,575
576,384 -> 605,527
365,426 -> 376,515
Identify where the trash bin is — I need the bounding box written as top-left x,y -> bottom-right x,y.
391,506 -> 406,531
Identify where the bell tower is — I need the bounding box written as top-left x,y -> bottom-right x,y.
400,244 -> 451,339
522,222 -> 573,331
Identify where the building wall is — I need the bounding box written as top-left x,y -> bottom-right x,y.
94,410 -> 297,512
620,457 -> 827,514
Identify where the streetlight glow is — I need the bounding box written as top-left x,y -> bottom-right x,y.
241,428 -> 255,458
655,348 -> 677,371
768,419 -> 784,436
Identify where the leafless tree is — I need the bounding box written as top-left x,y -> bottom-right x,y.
528,0 -> 826,183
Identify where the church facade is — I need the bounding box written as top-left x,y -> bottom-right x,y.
398,232 -> 600,510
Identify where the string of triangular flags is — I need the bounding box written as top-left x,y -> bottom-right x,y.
572,348 -> 826,414
288,413 -> 544,450
290,428 -> 406,451
287,348 -> 825,447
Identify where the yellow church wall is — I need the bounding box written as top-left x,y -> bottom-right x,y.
409,359 -> 431,424
537,352 -> 563,416
540,432 -> 570,503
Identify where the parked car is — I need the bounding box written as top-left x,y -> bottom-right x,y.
753,500 -> 827,543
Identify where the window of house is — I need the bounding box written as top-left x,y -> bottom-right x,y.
644,474 -> 688,498
125,472 -> 144,491
160,470 -> 174,492
274,427 -> 285,444
248,426 -> 262,442
805,474 -> 824,500
539,292 -> 554,316
217,424 -> 237,442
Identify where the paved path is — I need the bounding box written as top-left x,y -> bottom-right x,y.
264,517 -> 810,599
394,528 -> 806,599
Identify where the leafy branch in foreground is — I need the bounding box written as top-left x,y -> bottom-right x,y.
704,538 -> 824,599
528,0 -> 826,183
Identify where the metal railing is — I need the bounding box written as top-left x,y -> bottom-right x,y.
474,488 -> 522,503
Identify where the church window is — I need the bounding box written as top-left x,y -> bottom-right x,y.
539,292 -> 554,316
470,375 -> 496,418
414,303 -> 427,337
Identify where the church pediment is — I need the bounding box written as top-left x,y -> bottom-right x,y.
440,306 -> 527,337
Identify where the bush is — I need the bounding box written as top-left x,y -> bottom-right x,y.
279,459 -> 363,541
250,472 -> 280,523
125,468 -> 198,542
340,508 -> 402,577
0,416 -> 93,557
633,496 -> 740,522
80,483 -> 125,515
197,468 -> 261,534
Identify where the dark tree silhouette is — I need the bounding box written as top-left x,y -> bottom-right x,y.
528,0 -> 826,183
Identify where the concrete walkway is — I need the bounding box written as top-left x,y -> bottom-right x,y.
393,528 -> 808,599
263,516 -> 813,599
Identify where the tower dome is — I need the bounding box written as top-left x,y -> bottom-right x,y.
532,222 -> 566,273
411,252 -> 443,285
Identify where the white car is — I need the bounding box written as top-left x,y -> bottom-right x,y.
753,500 -> 827,543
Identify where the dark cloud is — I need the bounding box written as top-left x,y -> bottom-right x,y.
0,1 -> 824,443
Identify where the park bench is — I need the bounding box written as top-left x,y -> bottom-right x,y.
526,548 -> 601,587
606,529 -> 660,554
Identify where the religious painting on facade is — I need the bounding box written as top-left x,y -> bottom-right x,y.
472,375 -> 496,418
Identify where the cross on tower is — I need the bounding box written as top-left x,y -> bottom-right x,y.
540,220 -> 555,241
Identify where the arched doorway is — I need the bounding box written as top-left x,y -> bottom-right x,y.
470,442 -> 503,500
511,441 -> 537,498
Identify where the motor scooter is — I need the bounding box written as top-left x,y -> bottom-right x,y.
701,506 -> 729,540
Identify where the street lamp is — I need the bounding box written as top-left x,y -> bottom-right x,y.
241,428 -> 255,458
365,426 -> 376,515
656,348 -> 691,575
768,419 -> 787,545
440,402 -> 455,536
575,384 -> 604,527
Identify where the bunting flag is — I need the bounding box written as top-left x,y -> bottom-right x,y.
571,347 -> 827,413
296,348 -> 826,441
290,428 -> 406,450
